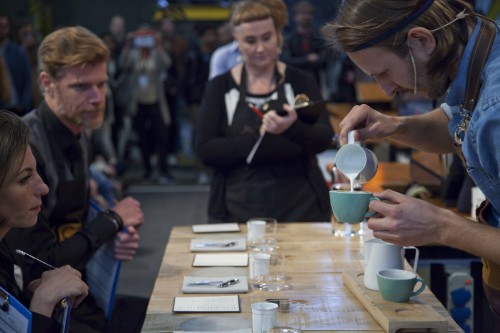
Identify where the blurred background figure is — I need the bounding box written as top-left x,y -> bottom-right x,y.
0,12 -> 32,116
209,35 -> 240,80
281,0 -> 325,86
120,24 -> 174,184
14,18 -> 42,109
157,16 -> 189,165
216,21 -> 233,47
109,15 -> 127,54
184,23 -> 218,184
0,55 -> 10,106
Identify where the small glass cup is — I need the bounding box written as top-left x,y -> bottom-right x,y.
252,302 -> 278,333
263,298 -> 305,332
247,217 -> 278,251
252,253 -> 286,291
331,215 -> 364,238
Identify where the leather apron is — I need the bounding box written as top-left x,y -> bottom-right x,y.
476,201 -> 500,317
222,66 -> 328,222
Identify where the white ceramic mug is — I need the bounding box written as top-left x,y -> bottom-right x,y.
363,238 -> 419,291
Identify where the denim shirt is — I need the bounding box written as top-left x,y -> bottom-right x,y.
441,19 -> 500,226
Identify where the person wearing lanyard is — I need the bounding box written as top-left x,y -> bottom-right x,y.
0,110 -> 88,332
4,26 -> 144,332
196,0 -> 333,223
322,0 -> 500,317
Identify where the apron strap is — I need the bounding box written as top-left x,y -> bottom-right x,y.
238,64 -> 283,104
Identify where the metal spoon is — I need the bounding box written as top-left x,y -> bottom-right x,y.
187,278 -> 239,288
195,241 -> 237,248
218,278 -> 239,288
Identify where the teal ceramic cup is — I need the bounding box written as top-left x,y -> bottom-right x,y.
329,190 -> 380,223
377,269 -> 426,303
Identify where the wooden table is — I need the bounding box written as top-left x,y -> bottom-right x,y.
141,223 -> 463,332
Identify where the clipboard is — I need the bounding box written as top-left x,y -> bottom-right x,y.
0,286 -> 31,333
295,100 -> 327,124
86,200 -> 122,321
54,298 -> 71,333
85,242 -> 121,321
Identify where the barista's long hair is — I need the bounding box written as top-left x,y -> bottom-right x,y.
322,0 -> 476,95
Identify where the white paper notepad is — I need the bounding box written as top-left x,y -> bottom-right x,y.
192,253 -> 248,267
192,223 -> 240,233
173,295 -> 240,312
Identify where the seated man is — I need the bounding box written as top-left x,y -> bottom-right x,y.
5,26 -> 144,333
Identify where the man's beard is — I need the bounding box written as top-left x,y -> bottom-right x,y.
420,74 -> 449,100
82,110 -> 105,130
58,106 -> 105,131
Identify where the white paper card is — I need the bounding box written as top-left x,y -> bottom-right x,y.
0,286 -> 31,333
193,253 -> 248,267
192,223 -> 240,233
173,295 -> 240,312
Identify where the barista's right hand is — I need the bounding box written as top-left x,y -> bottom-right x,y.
339,104 -> 398,146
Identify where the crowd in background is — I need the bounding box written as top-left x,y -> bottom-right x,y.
0,1 -> 351,193
1,0 -> 498,195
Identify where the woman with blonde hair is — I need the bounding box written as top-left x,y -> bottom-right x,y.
196,0 -> 334,223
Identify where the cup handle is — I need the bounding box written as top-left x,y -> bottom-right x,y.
365,196 -> 381,218
411,277 -> 426,297
403,246 -> 420,274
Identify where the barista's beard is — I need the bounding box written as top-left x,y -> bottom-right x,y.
411,54 -> 449,100
422,72 -> 449,100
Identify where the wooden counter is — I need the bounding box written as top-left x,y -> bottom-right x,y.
141,222 -> 463,332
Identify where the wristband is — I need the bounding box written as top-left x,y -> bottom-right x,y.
105,209 -> 124,231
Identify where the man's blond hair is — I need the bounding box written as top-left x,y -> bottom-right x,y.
38,26 -> 109,79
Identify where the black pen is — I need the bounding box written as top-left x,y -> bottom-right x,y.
15,249 -> 55,270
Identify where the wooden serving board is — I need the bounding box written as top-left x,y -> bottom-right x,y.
342,271 -> 448,333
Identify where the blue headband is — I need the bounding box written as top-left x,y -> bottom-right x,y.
352,0 -> 435,51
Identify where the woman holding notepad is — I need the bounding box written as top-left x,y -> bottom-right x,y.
0,110 -> 88,332
195,0 -> 333,223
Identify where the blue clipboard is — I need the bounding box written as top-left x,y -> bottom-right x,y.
86,200 -> 122,321
0,286 -> 31,333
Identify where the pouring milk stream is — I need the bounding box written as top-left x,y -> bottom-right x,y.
335,131 -> 378,190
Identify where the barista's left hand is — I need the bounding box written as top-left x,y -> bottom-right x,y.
367,189 -> 447,246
